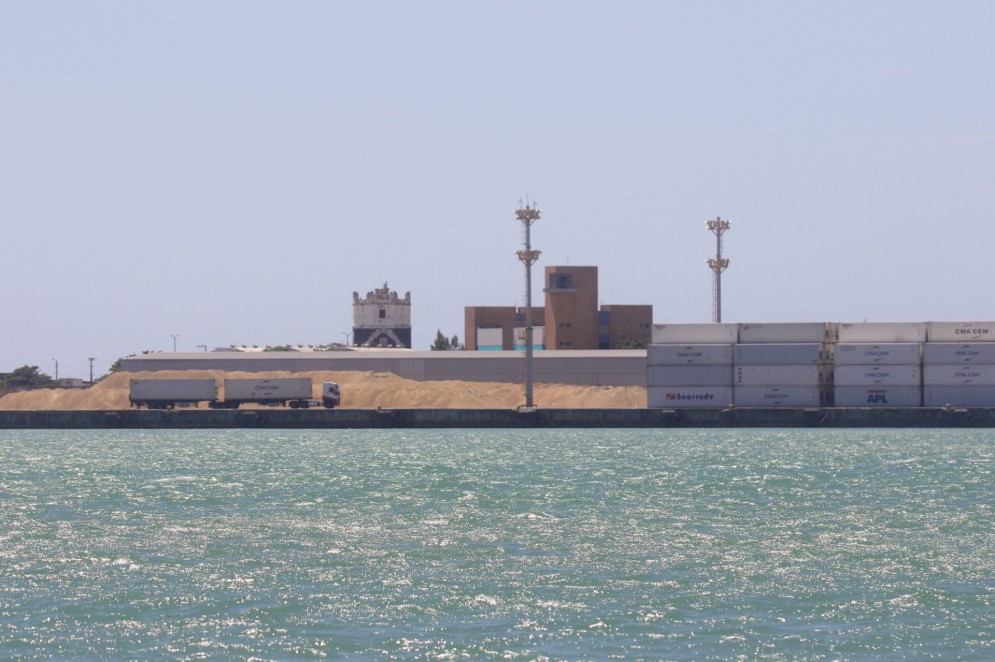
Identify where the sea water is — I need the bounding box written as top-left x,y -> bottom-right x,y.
0,428 -> 992,660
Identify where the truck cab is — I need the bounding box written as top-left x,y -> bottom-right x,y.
322,382 -> 341,408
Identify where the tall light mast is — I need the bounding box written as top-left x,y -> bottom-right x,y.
515,199 -> 542,408
706,217 -> 731,323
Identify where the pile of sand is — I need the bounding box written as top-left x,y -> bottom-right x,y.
0,370 -> 647,410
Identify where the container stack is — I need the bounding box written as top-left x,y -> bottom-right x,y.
732,323 -> 836,407
923,322 -> 995,407
833,322 -> 925,407
647,324 -> 737,408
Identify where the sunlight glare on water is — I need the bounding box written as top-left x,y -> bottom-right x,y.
1,428 -> 993,659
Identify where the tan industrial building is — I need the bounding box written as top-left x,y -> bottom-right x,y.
465,266 -> 652,351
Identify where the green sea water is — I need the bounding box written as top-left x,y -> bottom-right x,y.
1,428 -> 992,660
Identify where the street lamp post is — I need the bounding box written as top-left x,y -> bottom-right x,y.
170,334 -> 180,352
515,199 -> 542,408
706,217 -> 731,323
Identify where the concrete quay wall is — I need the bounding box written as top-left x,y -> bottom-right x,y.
3,407 -> 995,429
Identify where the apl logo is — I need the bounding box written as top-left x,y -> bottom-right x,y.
867,390 -> 888,404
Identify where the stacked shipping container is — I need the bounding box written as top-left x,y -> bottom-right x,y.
833,322 -> 926,407
649,321 -> 995,408
734,324 -> 835,407
647,324 -> 737,408
923,322 -> 995,407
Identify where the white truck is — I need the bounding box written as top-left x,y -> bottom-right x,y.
129,378 -> 341,409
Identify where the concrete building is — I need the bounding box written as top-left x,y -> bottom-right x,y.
465,266 -> 652,351
464,306 -> 546,352
352,282 -> 411,348
119,350 -> 647,386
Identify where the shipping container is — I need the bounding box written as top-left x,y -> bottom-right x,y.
923,386 -> 995,408
129,378 -> 218,408
923,364 -> 995,386
648,386 -> 733,408
834,364 -> 921,386
651,323 -> 738,344
733,386 -> 826,407
835,343 -> 922,365
926,321 -> 995,343
837,322 -> 926,343
647,344 -> 733,366
647,365 -> 733,387
733,343 -> 828,366
922,343 -> 995,365
733,364 -> 830,386
738,322 -> 837,344
833,386 -> 923,407
223,378 -> 312,403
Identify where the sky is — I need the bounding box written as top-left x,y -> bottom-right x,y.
3,1 -> 994,379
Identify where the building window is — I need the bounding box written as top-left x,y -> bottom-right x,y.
379,309 -> 386,319
548,273 -> 574,290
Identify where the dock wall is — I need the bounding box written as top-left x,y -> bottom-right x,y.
2,407 -> 994,429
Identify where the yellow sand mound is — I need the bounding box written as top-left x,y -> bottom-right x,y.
0,370 -> 647,410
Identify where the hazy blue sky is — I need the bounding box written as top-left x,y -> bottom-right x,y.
3,1 -> 994,379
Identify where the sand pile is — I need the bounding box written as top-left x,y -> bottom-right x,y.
0,370 -> 647,410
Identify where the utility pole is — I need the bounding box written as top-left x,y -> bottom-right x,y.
515,198 -> 542,408
87,357 -> 95,384
706,217 -> 731,323
170,334 -> 180,352
52,359 -> 58,381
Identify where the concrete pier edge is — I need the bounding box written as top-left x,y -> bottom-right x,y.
2,407 -> 994,429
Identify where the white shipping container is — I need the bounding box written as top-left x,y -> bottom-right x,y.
651,323 -> 738,344
734,364 -> 829,386
834,386 -> 923,407
835,343 -> 922,365
927,321 -> 995,343
733,343 -> 828,366
922,343 -> 995,365
837,322 -> 926,343
223,378 -> 312,402
923,364 -> 995,386
130,378 -> 218,404
733,386 -> 825,407
647,344 -> 733,366
647,365 -> 733,387
834,364 -> 921,386
738,322 -> 837,344
924,386 -> 995,408
648,386 -> 733,408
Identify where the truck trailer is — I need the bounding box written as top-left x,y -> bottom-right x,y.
129,378 -> 341,409
129,378 -> 219,409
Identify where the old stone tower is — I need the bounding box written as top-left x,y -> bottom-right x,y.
352,282 -> 412,348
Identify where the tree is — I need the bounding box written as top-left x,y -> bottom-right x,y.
3,365 -> 57,388
430,330 -> 463,351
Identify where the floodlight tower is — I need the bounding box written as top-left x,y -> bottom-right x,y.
515,199 -> 542,408
706,217 -> 731,323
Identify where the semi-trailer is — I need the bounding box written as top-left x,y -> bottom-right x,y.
129,378 -> 341,409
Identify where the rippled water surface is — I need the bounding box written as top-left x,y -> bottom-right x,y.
1,428 -> 993,660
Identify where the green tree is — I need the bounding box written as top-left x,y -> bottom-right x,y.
3,365 -> 57,388
430,330 -> 463,351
